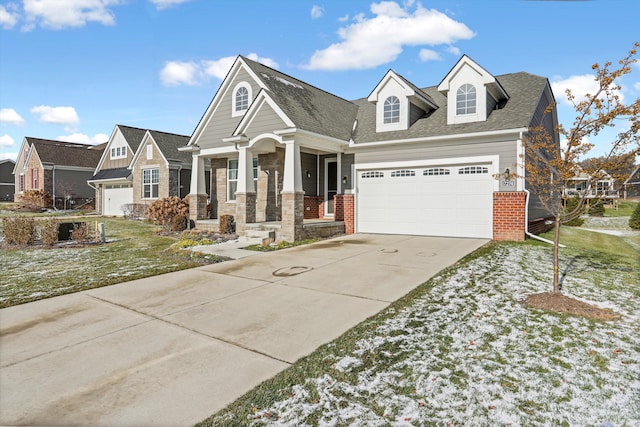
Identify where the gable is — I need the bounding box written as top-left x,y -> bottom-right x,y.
234,94 -> 290,140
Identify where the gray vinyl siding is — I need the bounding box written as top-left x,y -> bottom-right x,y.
101,152 -> 132,170
355,139 -> 517,191
197,68 -> 262,148
301,152 -> 318,196
486,95 -> 497,116
341,154 -> 355,192
243,104 -> 287,139
53,169 -> 96,198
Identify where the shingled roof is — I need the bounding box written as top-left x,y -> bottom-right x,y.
117,125 -> 148,152
351,72 -> 549,143
26,138 -> 104,168
241,56 -> 359,141
147,130 -> 191,163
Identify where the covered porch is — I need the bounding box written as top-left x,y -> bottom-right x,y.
186,130 -> 354,242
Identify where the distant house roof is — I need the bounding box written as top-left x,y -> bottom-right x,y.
241,55 -> 359,141
0,159 -> 15,166
25,137 -> 104,168
89,167 -> 131,181
625,165 -> 640,185
147,130 -> 191,163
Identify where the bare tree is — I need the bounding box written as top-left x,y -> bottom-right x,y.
524,42 -> 640,293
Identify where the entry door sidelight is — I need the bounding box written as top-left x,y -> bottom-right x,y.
325,159 -> 337,216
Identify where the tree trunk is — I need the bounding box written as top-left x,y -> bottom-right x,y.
553,215 -> 561,293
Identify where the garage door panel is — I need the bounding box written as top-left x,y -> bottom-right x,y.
104,187 -> 133,216
357,163 -> 493,238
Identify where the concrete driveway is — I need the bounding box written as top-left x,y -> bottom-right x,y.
0,234 -> 487,426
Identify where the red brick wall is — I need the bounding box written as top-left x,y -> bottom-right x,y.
334,194 -> 354,234
303,196 -> 323,219
493,192 -> 526,241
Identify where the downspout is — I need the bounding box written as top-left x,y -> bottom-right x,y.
520,132 -> 565,247
52,165 -> 58,211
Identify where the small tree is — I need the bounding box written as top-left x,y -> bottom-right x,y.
629,202 -> 640,230
525,43 -> 640,293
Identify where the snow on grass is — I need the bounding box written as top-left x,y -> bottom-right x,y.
240,244 -> 639,426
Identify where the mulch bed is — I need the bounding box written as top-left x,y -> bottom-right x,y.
524,292 -> 620,321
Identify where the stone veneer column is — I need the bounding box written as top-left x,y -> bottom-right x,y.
189,153 -> 208,221
281,191 -> 304,242
235,192 -> 256,236
493,191 -> 526,241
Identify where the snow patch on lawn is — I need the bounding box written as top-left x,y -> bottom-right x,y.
246,245 -> 640,426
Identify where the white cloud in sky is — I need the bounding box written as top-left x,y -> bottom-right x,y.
149,0 -> 191,10
0,152 -> 18,161
304,1 -> 475,70
30,105 -> 80,125
633,81 -> 640,92
0,4 -> 19,29
418,48 -> 441,62
160,53 -> 279,86
0,108 -> 25,126
57,132 -> 108,144
552,74 -> 624,106
0,134 -> 15,148
311,5 -> 324,19
21,0 -> 124,31
338,14 -> 349,22
446,45 -> 461,56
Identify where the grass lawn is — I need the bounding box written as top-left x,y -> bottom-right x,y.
604,200 -> 638,217
0,217 -> 225,308
201,229 -> 639,426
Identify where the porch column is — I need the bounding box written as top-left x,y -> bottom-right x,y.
235,146 -> 256,235
189,153 -> 207,221
281,138 -> 304,241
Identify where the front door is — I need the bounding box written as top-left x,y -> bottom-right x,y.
325,158 -> 337,217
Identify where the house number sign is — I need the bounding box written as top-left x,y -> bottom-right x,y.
501,179 -> 516,187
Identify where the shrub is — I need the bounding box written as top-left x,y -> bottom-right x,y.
71,222 -> 91,242
3,217 -> 36,246
121,203 -> 147,219
563,198 -> 585,226
219,214 -> 235,234
172,215 -> 188,232
22,190 -> 52,209
588,200 -> 605,217
146,196 -> 189,229
40,218 -> 59,246
629,202 -> 640,230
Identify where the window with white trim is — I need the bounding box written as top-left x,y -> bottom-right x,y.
236,87 -> 249,112
110,146 -> 127,159
32,168 -> 38,189
361,171 -> 384,178
19,174 -> 25,192
456,84 -> 476,115
253,157 -> 258,180
228,159 -> 238,201
383,96 -> 400,124
424,168 -> 450,176
391,169 -> 415,177
458,166 -> 489,175
232,82 -> 252,117
142,168 -> 159,199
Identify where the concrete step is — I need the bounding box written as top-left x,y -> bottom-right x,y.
243,229 -> 275,240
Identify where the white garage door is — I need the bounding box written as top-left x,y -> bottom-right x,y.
357,163 -> 494,238
103,185 -> 133,216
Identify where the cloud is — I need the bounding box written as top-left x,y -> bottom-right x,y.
418,49 -> 441,62
0,134 -> 15,148
303,1 -> 475,70
551,74 -> 624,106
160,53 -> 279,86
57,132 -> 108,144
30,105 -> 80,125
446,45 -> 460,56
21,0 -> 121,30
148,0 -> 190,10
0,4 -> 19,29
0,108 -> 25,126
311,5 -> 324,19
338,14 -> 349,22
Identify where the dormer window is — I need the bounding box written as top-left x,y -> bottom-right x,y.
232,82 -> 252,117
456,84 -> 476,115
383,96 -> 400,124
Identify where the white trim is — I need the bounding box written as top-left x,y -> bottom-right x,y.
231,81 -> 252,117
324,157 -> 337,217
516,134 -> 524,191
234,91 -> 295,136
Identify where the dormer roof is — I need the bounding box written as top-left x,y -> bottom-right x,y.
437,54 -> 509,102
368,69 -> 438,111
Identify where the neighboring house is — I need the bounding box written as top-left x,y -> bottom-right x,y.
13,138 -> 104,208
623,165 -> 640,199
89,124 -> 209,216
0,159 -> 15,201
184,54 -> 560,241
563,167 -> 619,200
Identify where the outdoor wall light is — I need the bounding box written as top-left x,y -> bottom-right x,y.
305,170 -> 312,178
342,175 -> 349,184
504,168 -> 511,181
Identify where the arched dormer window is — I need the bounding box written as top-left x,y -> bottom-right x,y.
383,96 -> 400,124
231,82 -> 252,117
456,84 -> 476,115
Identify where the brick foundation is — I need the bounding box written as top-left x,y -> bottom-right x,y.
334,194 -> 355,235
303,196 -> 323,219
493,192 -> 526,241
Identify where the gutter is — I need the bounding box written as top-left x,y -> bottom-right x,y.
520,132 -> 565,247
